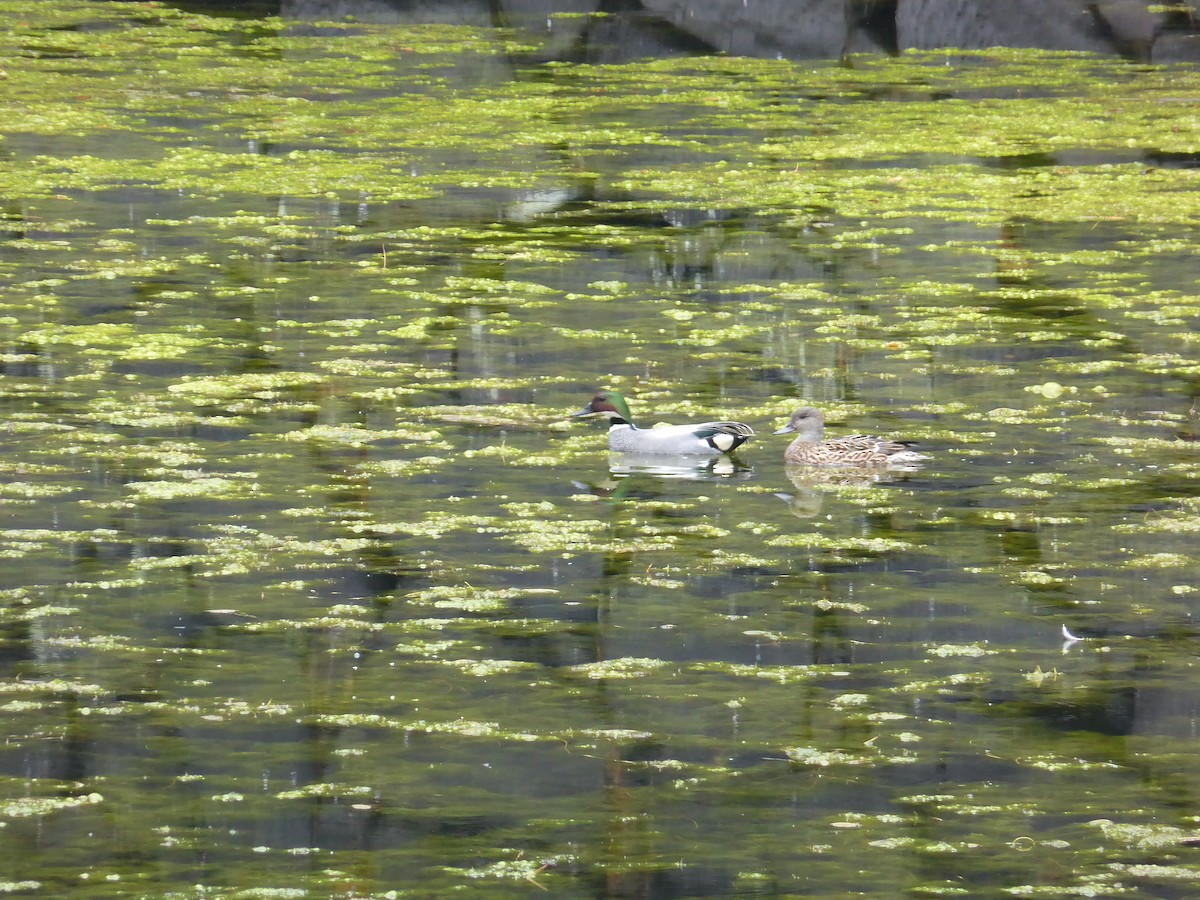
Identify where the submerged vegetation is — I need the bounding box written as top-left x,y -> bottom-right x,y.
0,1 -> 1197,897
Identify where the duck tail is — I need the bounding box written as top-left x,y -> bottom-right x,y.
702,422 -> 754,453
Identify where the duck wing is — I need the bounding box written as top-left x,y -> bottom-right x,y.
828,434 -> 928,464
693,421 -> 754,453
830,433 -> 884,452
695,422 -> 755,439
835,434 -> 921,454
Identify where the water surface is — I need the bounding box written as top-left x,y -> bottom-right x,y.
0,2 -> 1199,897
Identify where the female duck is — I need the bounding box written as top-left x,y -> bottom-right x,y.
774,406 -> 928,468
574,390 -> 754,455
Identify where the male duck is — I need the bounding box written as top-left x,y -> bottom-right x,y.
773,406 -> 928,468
573,390 -> 754,455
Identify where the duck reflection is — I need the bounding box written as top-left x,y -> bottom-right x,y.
574,452 -> 754,502
775,463 -> 904,518
607,451 -> 753,480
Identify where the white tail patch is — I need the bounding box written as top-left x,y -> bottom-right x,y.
709,433 -> 735,452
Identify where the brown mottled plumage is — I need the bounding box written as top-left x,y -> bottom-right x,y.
773,407 -> 928,468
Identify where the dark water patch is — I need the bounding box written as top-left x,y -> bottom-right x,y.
1144,150 -> 1200,169
993,685 -> 1140,736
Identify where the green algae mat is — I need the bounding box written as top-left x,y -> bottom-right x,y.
0,2 -> 1199,896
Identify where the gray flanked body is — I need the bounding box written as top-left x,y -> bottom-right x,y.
573,390 -> 753,456
773,406 -> 929,468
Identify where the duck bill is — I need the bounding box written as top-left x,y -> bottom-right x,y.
571,404 -> 596,418
772,425 -> 795,435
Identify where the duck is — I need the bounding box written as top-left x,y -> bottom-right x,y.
773,406 -> 928,468
573,390 -> 754,455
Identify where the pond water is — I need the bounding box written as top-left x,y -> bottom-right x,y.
1,2 -> 1199,897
